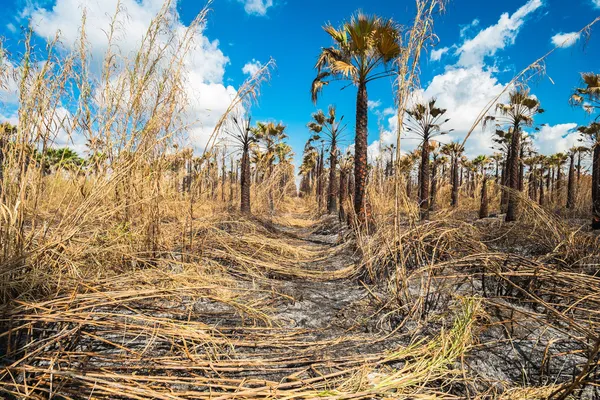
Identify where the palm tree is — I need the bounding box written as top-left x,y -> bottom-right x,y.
226,115 -> 257,214
441,142 -> 464,207
570,73 -> 600,116
484,89 -> 543,222
254,122 -> 287,213
404,98 -> 451,220
311,12 -> 401,224
308,106 -> 346,214
577,122 -> 600,226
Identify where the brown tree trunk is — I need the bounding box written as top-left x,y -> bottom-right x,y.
451,156 -> 459,207
577,151 -> 582,182
327,142 -> 338,214
419,138 -> 430,220
539,168 -> 545,206
592,144 -> 600,222
354,81 -> 369,225
506,125 -> 521,222
479,175 -> 489,219
429,160 -> 438,212
518,146 -> 524,192
240,147 -> 251,214
339,169 -> 347,222
567,153 -> 575,209
500,158 -> 508,213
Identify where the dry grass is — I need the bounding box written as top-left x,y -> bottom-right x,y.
1,1 -> 599,399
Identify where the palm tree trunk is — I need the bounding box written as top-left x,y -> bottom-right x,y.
419,138 -> 430,220
567,153 -> 575,209
429,161 -> 438,212
500,158 -> 508,213
354,81 -> 369,225
240,146 -> 251,214
327,142 -> 337,214
506,125 -> 521,222
479,175 -> 489,219
556,165 -> 563,206
339,169 -> 347,222
592,144 -> 600,223
451,156 -> 459,207
539,169 -> 545,206
577,151 -> 582,182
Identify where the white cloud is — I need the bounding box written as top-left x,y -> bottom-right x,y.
369,0 -> 550,159
242,59 -> 263,76
6,23 -> 16,33
18,0 -> 236,152
459,19 -> 480,38
533,123 -> 580,155
456,0 -> 543,66
238,0 -> 274,16
430,46 -> 449,62
592,0 -> 600,8
368,99 -> 382,110
551,32 -> 581,48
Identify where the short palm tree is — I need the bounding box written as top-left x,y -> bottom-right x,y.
253,122 -> 287,213
441,142 -> 464,207
308,106 -> 346,214
484,89 -> 543,222
404,98 -> 451,220
311,12 -> 401,224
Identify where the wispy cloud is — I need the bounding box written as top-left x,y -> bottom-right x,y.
455,0 -> 543,66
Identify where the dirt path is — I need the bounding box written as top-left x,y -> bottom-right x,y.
2,211 -> 410,399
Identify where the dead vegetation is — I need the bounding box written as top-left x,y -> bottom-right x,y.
1,1 -> 600,399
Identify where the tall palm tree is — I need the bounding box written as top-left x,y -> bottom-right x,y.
404,98 -> 451,220
226,115 -> 256,214
308,106 -> 346,214
577,122 -> 600,226
484,89 -> 543,222
311,12 -> 401,224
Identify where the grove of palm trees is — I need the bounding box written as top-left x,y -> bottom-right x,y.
0,0 -> 599,399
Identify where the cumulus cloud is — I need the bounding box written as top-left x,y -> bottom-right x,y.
551,32 -> 581,48
532,123 -> 580,155
19,0 -> 236,152
242,59 -> 263,76
368,0 -> 548,158
456,0 -> 543,67
238,0 -> 274,16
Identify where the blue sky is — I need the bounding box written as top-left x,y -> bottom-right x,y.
0,0 -> 599,165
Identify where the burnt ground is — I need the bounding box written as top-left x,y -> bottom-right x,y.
2,212 -> 599,399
